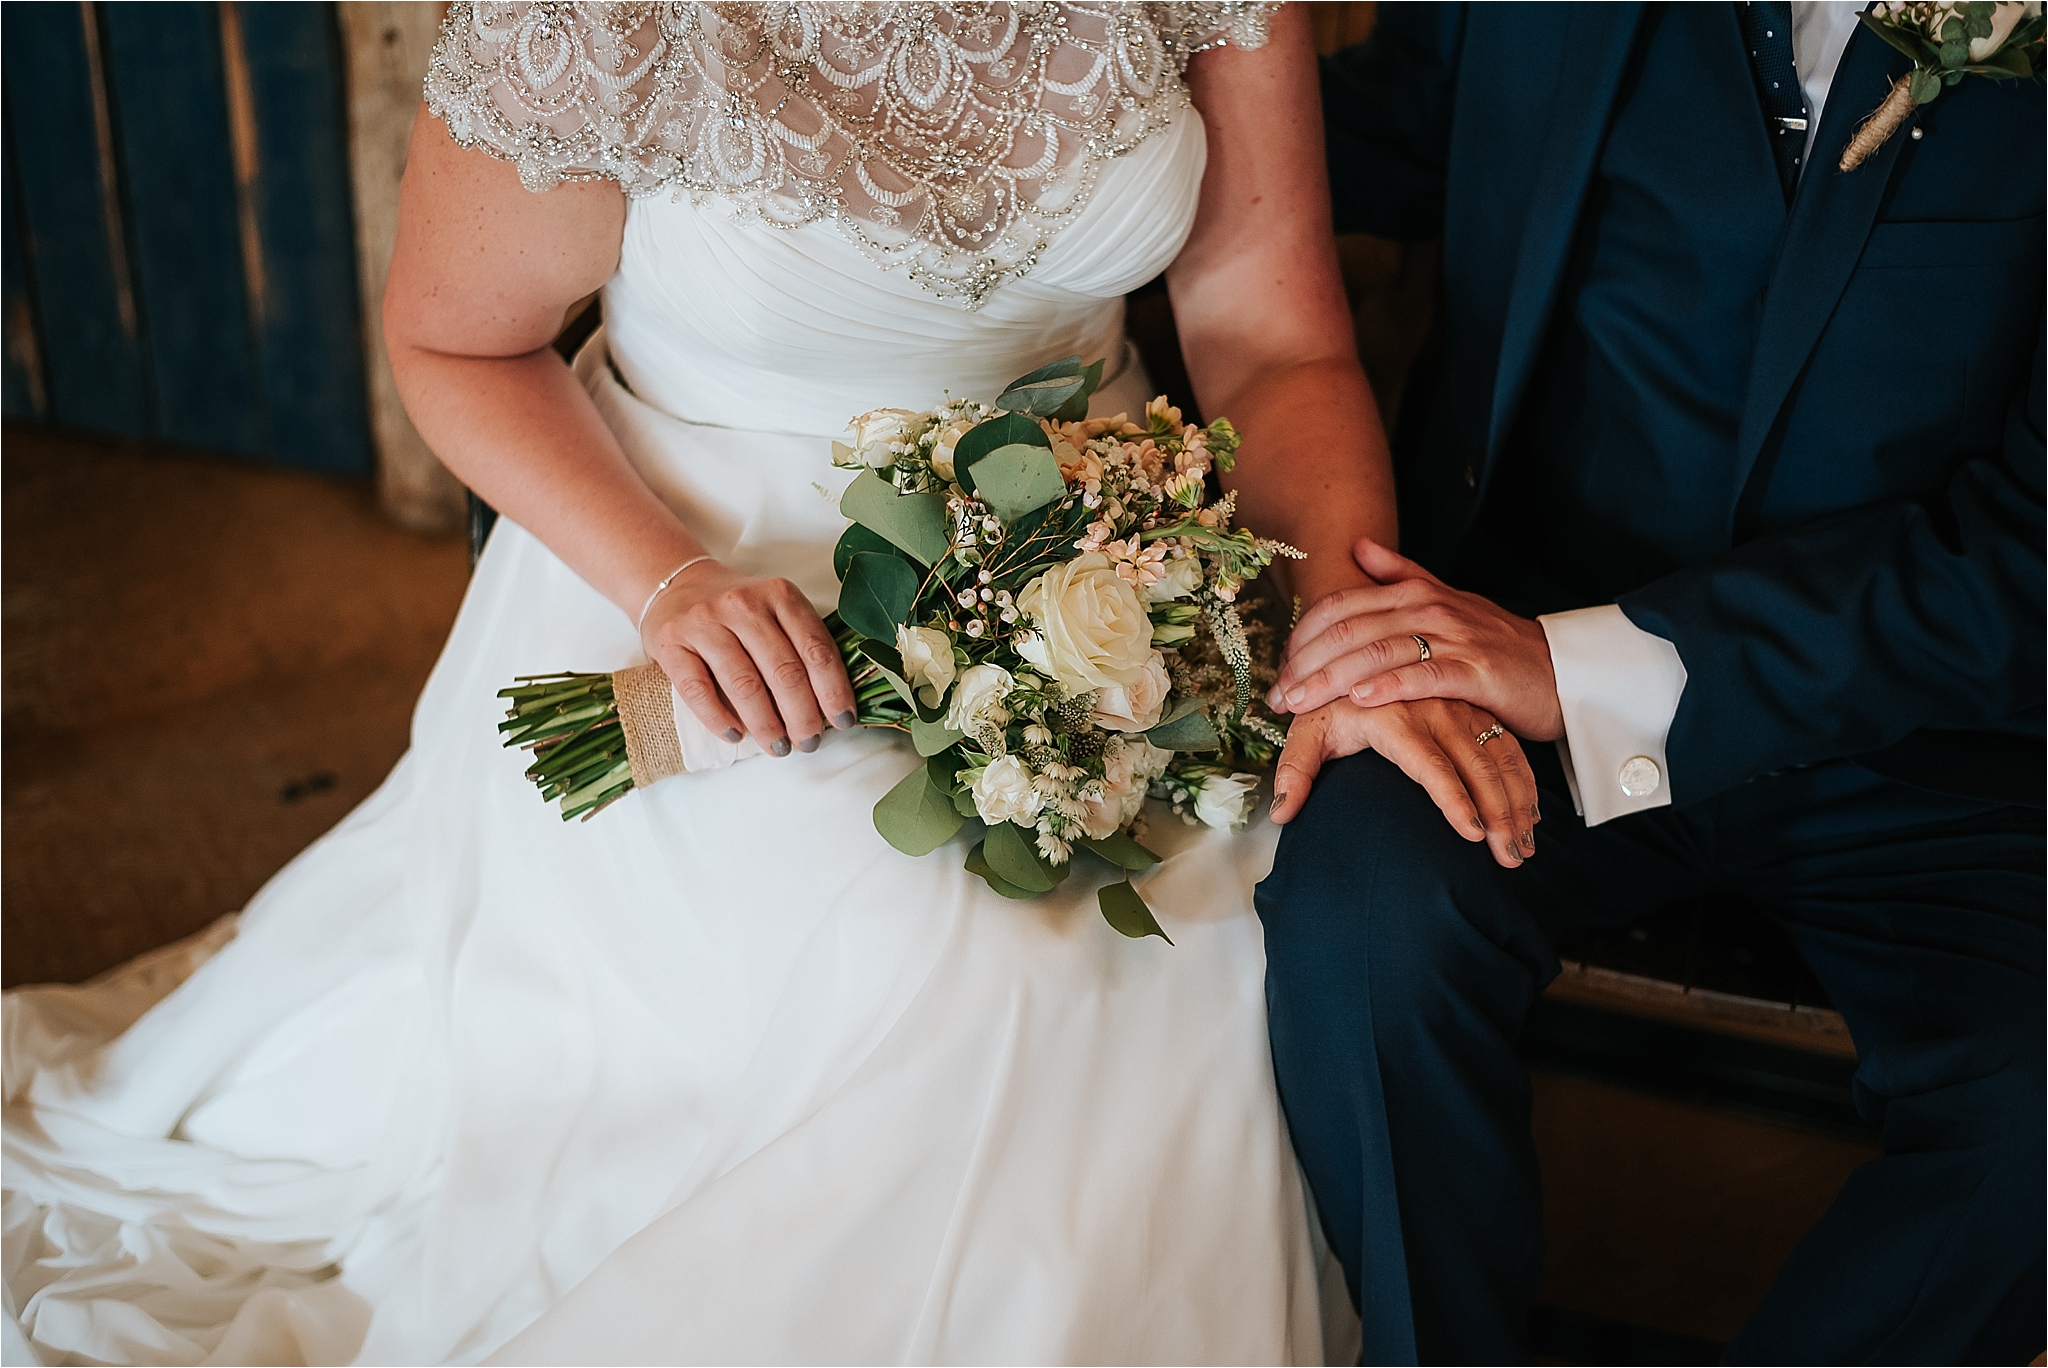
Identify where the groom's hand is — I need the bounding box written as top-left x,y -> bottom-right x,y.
1270,697 -> 1541,868
1268,538 -> 1566,743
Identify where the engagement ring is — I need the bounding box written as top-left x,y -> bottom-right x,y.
1413,634 -> 1432,662
1475,723 -> 1505,746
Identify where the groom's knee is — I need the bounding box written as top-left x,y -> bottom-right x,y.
1256,750 -> 1555,1050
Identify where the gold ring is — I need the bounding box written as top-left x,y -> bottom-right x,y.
1413,634 -> 1432,663
1475,723 -> 1505,746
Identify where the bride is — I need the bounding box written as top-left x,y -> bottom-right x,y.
3,4 -> 1521,1363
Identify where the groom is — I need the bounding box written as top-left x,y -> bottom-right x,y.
1257,3 -> 2044,1363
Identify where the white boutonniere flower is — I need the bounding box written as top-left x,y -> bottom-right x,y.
1842,1 -> 2044,169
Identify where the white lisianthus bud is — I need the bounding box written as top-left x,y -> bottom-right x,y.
896,625 -> 957,708
1014,552 -> 1157,694
930,419 -> 973,482
946,663 -> 1013,733
1089,651 -> 1171,733
1144,551 -> 1204,604
972,755 -> 1043,826
1193,772 -> 1261,831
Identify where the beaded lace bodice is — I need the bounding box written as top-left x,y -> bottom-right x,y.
426,2 -> 1277,307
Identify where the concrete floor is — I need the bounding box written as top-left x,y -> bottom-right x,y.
0,425 -> 1877,1358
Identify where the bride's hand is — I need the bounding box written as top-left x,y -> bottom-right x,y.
1269,698 -> 1542,869
640,562 -> 857,757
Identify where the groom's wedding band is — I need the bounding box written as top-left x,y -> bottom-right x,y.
1475,723 -> 1506,746
1412,634 -> 1432,662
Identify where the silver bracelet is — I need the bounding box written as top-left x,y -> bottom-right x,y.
636,554 -> 717,632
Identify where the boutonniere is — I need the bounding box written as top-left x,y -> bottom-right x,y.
1841,1 -> 2045,169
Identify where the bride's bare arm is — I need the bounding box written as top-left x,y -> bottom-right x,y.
385,111 -> 854,756
1173,11 -> 1540,868
1174,4 -> 1393,612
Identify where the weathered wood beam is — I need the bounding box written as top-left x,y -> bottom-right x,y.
338,2 -> 464,532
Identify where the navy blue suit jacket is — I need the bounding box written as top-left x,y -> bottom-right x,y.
1324,3 -> 2045,807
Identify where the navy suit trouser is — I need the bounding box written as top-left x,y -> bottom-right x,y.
1258,746 -> 2044,1365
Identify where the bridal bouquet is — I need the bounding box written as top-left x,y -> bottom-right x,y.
499,356 -> 1298,940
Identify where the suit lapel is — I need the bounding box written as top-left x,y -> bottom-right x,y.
1482,2 -> 1644,475
1732,24 -> 1914,494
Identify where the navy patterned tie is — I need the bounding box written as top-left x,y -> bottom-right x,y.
1736,1 -> 1809,201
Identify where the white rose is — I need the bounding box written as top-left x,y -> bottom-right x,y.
896,625 -> 956,708
848,408 -> 923,468
930,419 -> 973,482
972,755 -> 1043,826
1127,737 -> 1174,784
1089,651 -> 1171,733
1971,1 -> 2034,60
1014,552 -> 1157,694
945,663 -> 1013,732
1193,772 -> 1261,831
1144,552 -> 1204,604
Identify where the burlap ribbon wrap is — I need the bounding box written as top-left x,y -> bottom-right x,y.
611,663 -> 687,787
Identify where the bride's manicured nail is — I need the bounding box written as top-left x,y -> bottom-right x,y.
723,728 -> 743,743
834,710 -> 857,730
1520,829 -> 1536,851
771,737 -> 792,757
1270,791 -> 1289,819
798,734 -> 820,753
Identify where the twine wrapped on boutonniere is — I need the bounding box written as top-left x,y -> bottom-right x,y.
1841,1 -> 2045,170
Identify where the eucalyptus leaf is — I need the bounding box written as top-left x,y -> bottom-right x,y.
833,523 -> 909,581
955,412 -> 1050,491
1079,832 -> 1162,871
838,553 -> 920,643
953,785 -> 981,819
1909,67 -> 1945,104
873,763 -> 965,857
840,469 -> 950,565
911,717 -> 966,756
1098,879 -> 1172,943
969,444 -> 1069,522
995,355 -> 1085,416
854,639 -> 919,710
965,842 -> 1037,899
1146,707 -> 1222,752
1050,357 -> 1106,423
982,819 -> 1056,892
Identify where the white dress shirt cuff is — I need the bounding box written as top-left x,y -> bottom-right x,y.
1536,605 -> 1688,827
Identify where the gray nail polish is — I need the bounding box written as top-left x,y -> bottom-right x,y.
723,728 -> 743,744
1270,791 -> 1289,819
771,737 -> 792,757
834,710 -> 857,730
798,734 -> 820,753
1521,829 -> 1535,848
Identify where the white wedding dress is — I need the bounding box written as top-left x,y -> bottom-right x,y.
3,5 -> 1355,1364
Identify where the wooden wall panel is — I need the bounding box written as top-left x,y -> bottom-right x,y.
2,3 -> 150,437
100,2 -> 264,456
224,2 -> 371,477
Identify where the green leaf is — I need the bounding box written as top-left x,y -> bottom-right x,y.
964,841 -> 1037,899
968,444 -> 1069,522
1146,707 -> 1222,752
838,552 -> 920,643
953,785 -> 981,819
1098,879 -> 1172,943
854,639 -> 920,711
840,469 -> 951,566
911,716 -> 965,756
982,819 -> 1056,892
1909,66 -> 1946,105
996,355 -> 1086,416
954,412 -> 1050,492
1857,12 -> 1928,63
1051,357 -> 1106,422
833,522 -> 909,581
873,763 -> 966,857
1079,832 -> 1162,871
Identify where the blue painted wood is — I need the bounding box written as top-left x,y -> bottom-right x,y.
235,2 -> 370,477
3,122 -> 47,420
100,3 -> 264,455
1,3 -> 150,437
